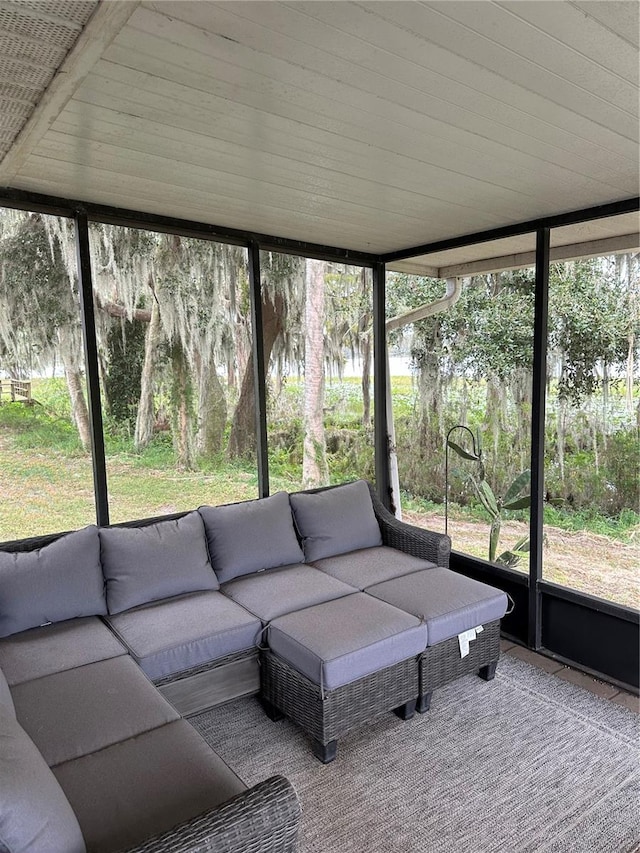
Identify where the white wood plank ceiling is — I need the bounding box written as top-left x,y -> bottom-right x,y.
0,0 -> 638,256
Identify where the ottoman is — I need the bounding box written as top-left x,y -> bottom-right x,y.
260,593 -> 428,763
365,568 -> 509,712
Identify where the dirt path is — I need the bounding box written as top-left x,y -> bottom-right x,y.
402,509 -> 639,610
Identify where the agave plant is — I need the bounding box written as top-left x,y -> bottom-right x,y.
446,426 -> 531,567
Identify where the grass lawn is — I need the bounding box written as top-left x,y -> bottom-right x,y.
1,393 -> 637,611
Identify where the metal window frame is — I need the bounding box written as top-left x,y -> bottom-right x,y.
528,227 -> 550,649
248,241 -> 269,498
75,210 -> 109,526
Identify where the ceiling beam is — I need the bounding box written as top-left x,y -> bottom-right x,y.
0,1 -> 139,183
439,233 -> 640,279
384,260 -> 440,277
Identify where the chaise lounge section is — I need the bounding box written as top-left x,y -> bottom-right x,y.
0,522 -> 300,853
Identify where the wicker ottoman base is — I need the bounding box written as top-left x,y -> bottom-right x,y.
417,619 -> 501,712
260,650 -> 419,763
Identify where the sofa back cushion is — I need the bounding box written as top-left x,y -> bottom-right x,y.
289,480 -> 382,561
0,704 -> 86,853
100,512 -> 218,615
199,492 -> 304,583
0,526 -> 105,639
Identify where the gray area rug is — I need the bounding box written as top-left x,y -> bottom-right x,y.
191,656 -> 639,852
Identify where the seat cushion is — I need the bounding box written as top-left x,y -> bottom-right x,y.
106,591 -> 261,680
311,545 -> 435,590
268,593 -> 427,691
11,656 -> 179,767
0,666 -> 14,717
0,704 -> 86,853
366,568 -> 509,647
54,720 -> 245,853
289,480 -> 382,561
100,511 -> 218,615
221,563 -> 356,622
0,525 -> 105,638
0,617 -> 126,687
199,491 -> 304,583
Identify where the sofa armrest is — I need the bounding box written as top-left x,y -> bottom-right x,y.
120,775 -> 301,853
367,483 -> 451,568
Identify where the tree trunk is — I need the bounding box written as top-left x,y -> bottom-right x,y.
134,296 -> 162,451
557,394 -> 567,488
417,348 -> 442,453
196,352 -> 227,457
227,290 -> 285,458
171,342 -> 194,470
484,377 -> 504,474
627,332 -> 636,418
361,332 -> 371,427
601,361 -> 609,451
58,325 -> 91,452
302,259 -> 329,488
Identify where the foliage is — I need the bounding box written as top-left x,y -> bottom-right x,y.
0,212 -> 78,376
447,427 -> 531,566
389,255 -> 638,521
104,317 -> 146,425
548,258 -> 636,405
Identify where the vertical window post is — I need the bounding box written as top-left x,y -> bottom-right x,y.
248,241 -> 269,497
373,260 -> 391,508
528,227 -> 550,648
75,211 -> 109,526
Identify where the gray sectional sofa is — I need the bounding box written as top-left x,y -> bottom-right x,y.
0,479 -> 509,852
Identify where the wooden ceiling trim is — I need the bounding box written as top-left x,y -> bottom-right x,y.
0,0 -> 138,183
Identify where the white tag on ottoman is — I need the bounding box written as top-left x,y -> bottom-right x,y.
458,625 -> 484,658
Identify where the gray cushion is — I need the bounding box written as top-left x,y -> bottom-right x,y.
311,545 -> 435,590
0,703 -> 86,853
221,563 -> 356,622
106,591 -> 261,680
366,568 -> 509,646
100,511 -> 218,615
289,480 -> 382,561
0,526 -> 105,638
268,593 -> 427,690
0,666 -> 14,718
0,616 -> 126,687
12,656 -> 178,767
54,720 -> 245,853
199,492 -> 303,582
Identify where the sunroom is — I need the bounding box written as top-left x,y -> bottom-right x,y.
0,2 -> 638,852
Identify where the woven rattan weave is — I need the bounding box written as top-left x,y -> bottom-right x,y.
121,775 -> 300,853
260,650 -> 419,751
418,619 -> 501,709
367,484 -> 451,567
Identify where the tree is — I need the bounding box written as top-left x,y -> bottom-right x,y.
0,210 -> 92,450
548,259 -> 627,476
385,268 -> 535,501
228,251 -> 305,458
302,258 -> 329,487
88,225 -> 246,464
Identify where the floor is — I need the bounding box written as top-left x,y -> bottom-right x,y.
500,639 -> 639,713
